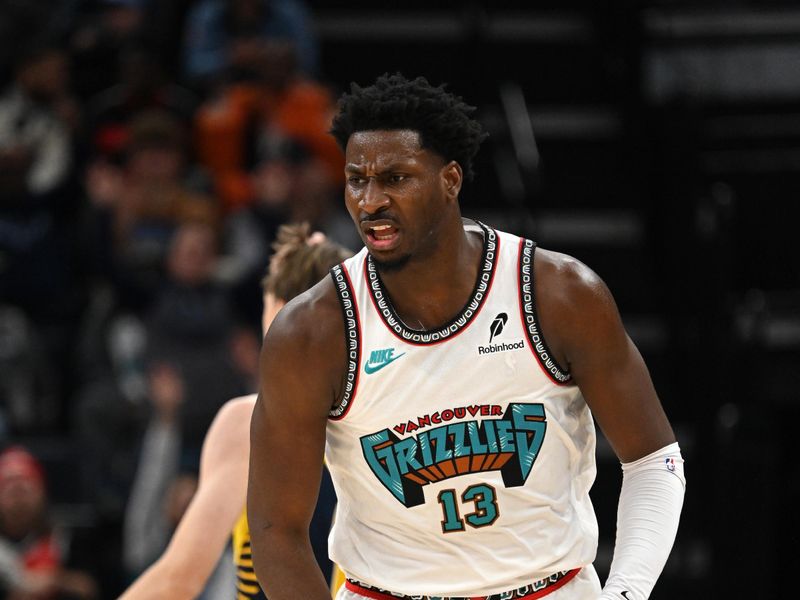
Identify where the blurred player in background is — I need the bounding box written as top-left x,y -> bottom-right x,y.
118,223 -> 351,600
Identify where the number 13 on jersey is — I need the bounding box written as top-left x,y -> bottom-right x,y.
437,484 -> 499,533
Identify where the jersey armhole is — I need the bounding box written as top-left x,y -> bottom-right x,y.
517,238 -> 573,385
328,263 -> 361,419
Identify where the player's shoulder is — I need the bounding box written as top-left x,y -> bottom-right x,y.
260,273 -> 346,414
213,394 -> 258,427
201,394 -> 257,473
531,247 -> 624,366
262,273 -> 344,362
534,247 -> 610,302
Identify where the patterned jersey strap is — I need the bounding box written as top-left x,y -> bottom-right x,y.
518,238 -> 572,385
329,263 -> 361,419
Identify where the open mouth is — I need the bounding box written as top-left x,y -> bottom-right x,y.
363,221 -> 400,250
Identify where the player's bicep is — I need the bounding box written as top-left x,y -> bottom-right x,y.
559,268 -> 675,462
248,309 -> 334,536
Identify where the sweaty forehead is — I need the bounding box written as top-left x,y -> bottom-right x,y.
345,130 -> 427,166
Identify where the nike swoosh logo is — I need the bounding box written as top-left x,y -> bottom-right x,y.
364,353 -> 405,374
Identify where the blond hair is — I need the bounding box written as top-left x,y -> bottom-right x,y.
261,223 -> 352,303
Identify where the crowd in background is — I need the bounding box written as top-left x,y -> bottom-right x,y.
0,1 -> 354,597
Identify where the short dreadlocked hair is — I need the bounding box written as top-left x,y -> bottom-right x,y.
330,73 -> 487,181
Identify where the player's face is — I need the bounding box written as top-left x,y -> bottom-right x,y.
344,130 -> 451,271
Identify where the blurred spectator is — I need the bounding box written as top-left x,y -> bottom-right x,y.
121,363 -> 184,576
77,221 -> 251,595
82,110 -> 217,311
0,307 -> 58,436
69,0 -> 150,101
87,43 -> 198,162
216,132 -> 352,322
194,39 -> 342,212
71,314 -> 150,597
121,371 -> 233,597
144,221 -> 246,449
0,447 -> 98,600
0,3 -> 79,87
0,39 -> 83,430
182,0 -> 318,84
0,41 -> 72,203
0,37 -> 79,276
73,313 -> 148,520
216,136 -> 302,286
73,166 -> 229,592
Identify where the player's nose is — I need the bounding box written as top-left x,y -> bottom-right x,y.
359,179 -> 390,214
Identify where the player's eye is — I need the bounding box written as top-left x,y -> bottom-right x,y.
389,174 -> 406,183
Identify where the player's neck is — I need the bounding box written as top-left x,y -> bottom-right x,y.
377,222 -> 483,331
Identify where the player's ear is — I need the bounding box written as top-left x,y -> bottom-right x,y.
442,160 -> 462,201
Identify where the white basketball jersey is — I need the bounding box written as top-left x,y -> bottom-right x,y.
325,221 -> 598,597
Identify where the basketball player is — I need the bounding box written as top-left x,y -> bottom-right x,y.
118,224 -> 351,600
248,74 -> 686,600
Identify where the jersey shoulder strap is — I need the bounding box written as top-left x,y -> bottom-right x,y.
328,262 -> 361,419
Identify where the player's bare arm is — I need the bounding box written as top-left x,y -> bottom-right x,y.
535,248 -> 684,600
533,248 -> 675,462
119,396 -> 254,600
248,277 -> 345,600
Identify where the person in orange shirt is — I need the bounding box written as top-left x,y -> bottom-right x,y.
195,40 -> 343,213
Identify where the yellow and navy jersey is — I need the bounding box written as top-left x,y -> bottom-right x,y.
233,510 -> 345,599
233,510 -> 264,600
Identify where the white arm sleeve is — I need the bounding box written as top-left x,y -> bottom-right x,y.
599,442 -> 686,600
